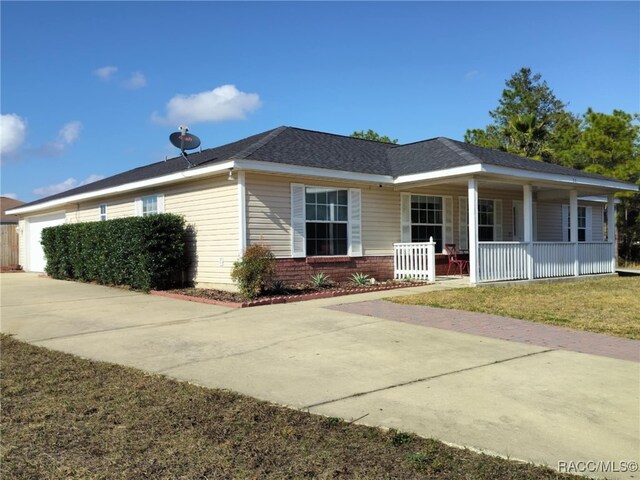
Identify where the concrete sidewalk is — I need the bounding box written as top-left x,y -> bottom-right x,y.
1,273 -> 638,479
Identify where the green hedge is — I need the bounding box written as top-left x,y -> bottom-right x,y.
41,214 -> 189,291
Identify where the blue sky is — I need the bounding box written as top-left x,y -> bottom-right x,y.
1,1 -> 638,202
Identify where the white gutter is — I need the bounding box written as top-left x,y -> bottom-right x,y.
393,163 -> 638,192
8,157 -> 636,217
7,161 -> 236,215
232,158 -> 393,184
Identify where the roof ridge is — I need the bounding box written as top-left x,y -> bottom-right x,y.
437,137 -> 482,165
389,136 -> 442,149
287,126 -> 400,146
231,126 -> 289,159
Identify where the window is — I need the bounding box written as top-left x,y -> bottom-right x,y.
410,195 -> 443,251
99,204 -> 107,221
142,195 -> 159,216
478,199 -> 494,241
305,187 -> 348,256
567,206 -> 587,242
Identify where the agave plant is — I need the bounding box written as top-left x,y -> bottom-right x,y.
310,272 -> 331,288
350,272 -> 371,286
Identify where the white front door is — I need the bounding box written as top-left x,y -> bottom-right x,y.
513,201 -> 524,242
26,213 -> 66,272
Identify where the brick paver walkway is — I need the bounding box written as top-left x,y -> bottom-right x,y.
327,300 -> 639,362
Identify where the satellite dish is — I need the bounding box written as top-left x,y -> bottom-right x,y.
169,125 -> 202,168
170,131 -> 201,151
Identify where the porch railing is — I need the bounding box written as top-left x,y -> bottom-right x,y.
533,242 -> 574,278
477,241 -> 614,282
477,242 -> 528,282
393,240 -> 436,281
578,242 -> 612,275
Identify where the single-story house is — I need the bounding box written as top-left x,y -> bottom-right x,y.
7,126 -> 638,287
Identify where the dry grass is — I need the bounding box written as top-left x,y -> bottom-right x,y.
390,276 -> 640,339
0,335 -> 577,480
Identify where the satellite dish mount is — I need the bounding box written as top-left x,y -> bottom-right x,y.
170,125 -> 202,168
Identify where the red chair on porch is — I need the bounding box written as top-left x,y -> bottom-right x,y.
445,244 -> 469,277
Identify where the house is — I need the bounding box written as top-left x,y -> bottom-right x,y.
7,126 -> 638,288
1,196 -> 25,225
1,196 -> 25,269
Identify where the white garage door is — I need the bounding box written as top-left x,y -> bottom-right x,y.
26,213 -> 66,272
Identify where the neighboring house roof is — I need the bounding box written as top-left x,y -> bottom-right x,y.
11,126 -> 638,212
0,197 -> 25,223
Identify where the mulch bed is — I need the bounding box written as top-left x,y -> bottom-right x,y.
151,281 -> 430,308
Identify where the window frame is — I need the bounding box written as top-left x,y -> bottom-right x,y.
99,203 -> 108,221
478,198 -> 495,242
304,186 -> 349,256
568,206 -> 587,242
135,194 -> 165,217
409,194 -> 444,251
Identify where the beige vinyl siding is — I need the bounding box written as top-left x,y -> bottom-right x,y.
245,174 -> 527,257
245,173 -> 292,257
245,173 -> 403,257
536,201 -> 605,242
164,177 -> 238,286
536,203 -> 562,241
361,188 -> 400,255
23,174 -> 238,287
65,197 -> 135,223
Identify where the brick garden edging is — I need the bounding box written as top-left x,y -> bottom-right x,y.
150,282 -> 429,308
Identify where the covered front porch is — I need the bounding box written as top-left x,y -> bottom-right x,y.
392,173 -> 620,284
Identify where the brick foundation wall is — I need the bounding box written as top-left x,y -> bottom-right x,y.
275,256 -> 393,284
275,254 -> 459,285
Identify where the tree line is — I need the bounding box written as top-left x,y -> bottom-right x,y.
352,67 -> 640,261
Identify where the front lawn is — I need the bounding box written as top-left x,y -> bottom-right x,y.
1,335 -> 576,479
390,276 -> 640,340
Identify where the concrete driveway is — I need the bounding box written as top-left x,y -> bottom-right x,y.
2,273 -> 638,479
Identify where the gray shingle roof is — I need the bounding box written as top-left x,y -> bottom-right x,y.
19,126 -> 632,209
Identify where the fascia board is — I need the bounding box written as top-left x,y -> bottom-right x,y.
393,164 -> 483,184
8,161 -> 236,216
233,159 -> 393,184
393,163 -> 637,192
480,165 -> 638,191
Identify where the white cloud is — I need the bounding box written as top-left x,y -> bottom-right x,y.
36,121 -> 82,157
1,113 -> 27,156
465,70 -> 480,80
151,84 -> 261,126
94,66 -> 118,80
2,192 -> 18,200
124,71 -> 147,89
33,174 -> 104,198
33,178 -> 78,197
81,174 -> 105,184
58,121 -> 82,145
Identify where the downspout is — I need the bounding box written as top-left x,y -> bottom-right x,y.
237,170 -> 247,257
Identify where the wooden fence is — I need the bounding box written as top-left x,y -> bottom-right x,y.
1,224 -> 19,268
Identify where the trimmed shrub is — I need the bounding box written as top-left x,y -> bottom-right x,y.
230,244 -> 276,299
41,214 -> 189,291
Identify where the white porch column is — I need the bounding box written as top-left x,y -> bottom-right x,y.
523,184 -> 534,279
570,189 -> 579,276
607,194 -> 616,273
468,178 -> 479,283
